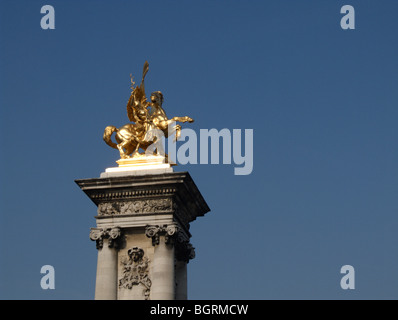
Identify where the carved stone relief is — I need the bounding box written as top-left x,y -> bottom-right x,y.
97,198 -> 172,216
119,247 -> 151,300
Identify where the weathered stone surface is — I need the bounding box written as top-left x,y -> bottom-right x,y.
75,171 -> 210,300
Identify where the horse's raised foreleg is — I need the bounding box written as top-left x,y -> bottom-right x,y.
172,116 -> 194,123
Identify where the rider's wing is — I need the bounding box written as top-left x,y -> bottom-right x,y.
127,61 -> 149,122
126,94 -> 135,122
140,61 -> 149,99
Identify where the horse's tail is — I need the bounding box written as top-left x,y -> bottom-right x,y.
103,126 -> 118,149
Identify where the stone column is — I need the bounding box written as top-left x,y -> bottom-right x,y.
146,224 -> 178,300
89,227 -> 121,300
175,261 -> 187,300
76,171 -> 210,300
175,232 -> 195,300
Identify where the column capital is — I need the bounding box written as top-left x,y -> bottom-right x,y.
89,227 -> 122,249
175,231 -> 195,263
145,224 -> 179,246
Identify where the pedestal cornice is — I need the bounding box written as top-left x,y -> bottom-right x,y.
75,171 -> 210,229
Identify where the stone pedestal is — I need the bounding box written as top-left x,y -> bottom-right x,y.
75,169 -> 210,300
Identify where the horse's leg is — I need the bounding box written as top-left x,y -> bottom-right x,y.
156,119 -> 186,141
172,116 -> 194,123
125,144 -> 136,157
117,140 -> 133,159
174,124 -> 181,142
160,122 -> 179,141
117,143 -> 128,159
131,142 -> 141,157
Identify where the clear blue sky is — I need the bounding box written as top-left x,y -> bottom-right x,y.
0,0 -> 397,299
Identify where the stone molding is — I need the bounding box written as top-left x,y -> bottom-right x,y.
75,172 -> 211,226
91,188 -> 177,202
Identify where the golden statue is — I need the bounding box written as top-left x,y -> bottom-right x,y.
103,61 -> 193,160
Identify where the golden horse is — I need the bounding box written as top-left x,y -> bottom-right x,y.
103,62 -> 193,159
